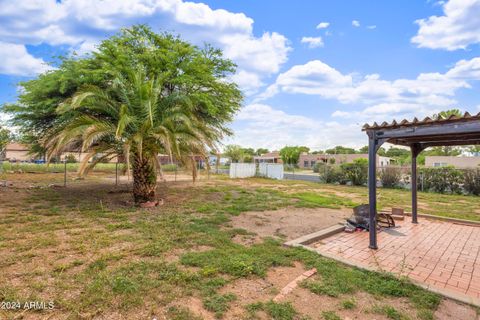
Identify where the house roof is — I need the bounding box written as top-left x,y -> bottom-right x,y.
5,142 -> 29,151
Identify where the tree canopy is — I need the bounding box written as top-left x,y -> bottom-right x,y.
3,25 -> 242,157
3,25 -> 243,203
279,146 -> 307,165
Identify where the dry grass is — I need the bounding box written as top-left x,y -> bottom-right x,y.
0,172 -> 477,319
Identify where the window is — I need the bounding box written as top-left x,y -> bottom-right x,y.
304,160 -> 309,167
433,162 -> 448,167
311,160 -> 316,167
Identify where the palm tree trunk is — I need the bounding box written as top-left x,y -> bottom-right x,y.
191,155 -> 197,183
132,155 -> 157,204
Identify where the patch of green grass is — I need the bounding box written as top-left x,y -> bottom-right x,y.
301,258 -> 440,314
321,311 -> 341,320
203,293 -> 236,318
247,301 -> 297,320
370,305 -> 409,320
181,238 -> 296,277
291,192 -> 358,209
340,298 -> 356,309
166,306 -> 203,320
417,309 -> 434,320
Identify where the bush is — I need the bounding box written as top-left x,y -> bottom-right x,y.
340,159 -> 368,186
162,164 -> 178,172
419,167 -> 463,194
317,163 -> 346,184
65,154 -> 77,163
463,168 -> 480,195
380,166 -> 401,188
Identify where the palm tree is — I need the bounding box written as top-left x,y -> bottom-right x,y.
46,67 -> 220,204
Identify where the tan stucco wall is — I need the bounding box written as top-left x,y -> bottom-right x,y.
298,153 -> 392,168
425,156 -> 480,169
5,150 -> 31,161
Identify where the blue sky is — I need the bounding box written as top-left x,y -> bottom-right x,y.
0,0 -> 479,151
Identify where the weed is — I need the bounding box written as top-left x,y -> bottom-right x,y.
322,311 -> 341,320
203,293 -> 236,318
340,298 -> 356,309
247,301 -> 297,320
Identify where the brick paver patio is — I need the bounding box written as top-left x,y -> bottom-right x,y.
310,218 -> 480,303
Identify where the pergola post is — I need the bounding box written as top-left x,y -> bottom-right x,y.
410,144 -> 422,224
368,133 -> 378,249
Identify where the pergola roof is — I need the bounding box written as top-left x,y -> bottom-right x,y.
362,112 -> 480,148
364,111 -> 480,249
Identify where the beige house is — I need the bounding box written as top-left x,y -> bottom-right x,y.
3,143 -> 31,162
253,151 -> 283,164
60,151 -> 119,163
298,153 -> 392,169
425,156 -> 480,168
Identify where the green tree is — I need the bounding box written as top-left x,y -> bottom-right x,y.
358,145 -> 385,155
0,125 -> 11,153
429,109 -> 463,156
433,109 -> 462,120
279,146 -> 303,166
325,146 -> 356,154
224,145 -> 245,163
255,148 -> 269,156
3,25 -> 242,158
8,26 -> 242,204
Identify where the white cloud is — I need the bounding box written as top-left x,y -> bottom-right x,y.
0,42 -> 50,76
316,22 -> 330,29
230,104 -> 363,149
366,25 -> 376,29
256,56 -> 480,122
229,70 -> 264,95
301,36 -> 324,48
0,0 -> 291,90
412,0 -> 480,50
352,20 -> 360,27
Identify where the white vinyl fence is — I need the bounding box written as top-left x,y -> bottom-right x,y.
258,163 -> 284,180
229,163 -> 256,178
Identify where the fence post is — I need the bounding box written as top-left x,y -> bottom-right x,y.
64,161 -> 67,187
420,172 -> 424,192
115,162 -> 119,186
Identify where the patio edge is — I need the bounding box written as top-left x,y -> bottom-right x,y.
284,223 -> 345,246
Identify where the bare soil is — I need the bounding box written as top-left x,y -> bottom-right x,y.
229,207 -> 350,241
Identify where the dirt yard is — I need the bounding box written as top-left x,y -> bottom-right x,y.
229,207 -> 349,241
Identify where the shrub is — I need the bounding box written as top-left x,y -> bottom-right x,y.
162,164 -> 178,172
463,168 -> 480,195
419,167 -> 463,194
313,162 -> 322,173
340,158 -> 368,186
317,163 -> 346,184
380,166 -> 402,188
65,154 -> 77,163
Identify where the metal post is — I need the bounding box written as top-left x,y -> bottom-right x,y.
411,146 -> 418,224
368,134 -> 378,249
64,161 -> 67,187
115,162 -> 118,186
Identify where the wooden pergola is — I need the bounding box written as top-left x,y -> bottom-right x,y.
363,112 -> 480,249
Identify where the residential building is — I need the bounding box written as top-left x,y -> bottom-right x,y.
425,156 -> 480,168
253,151 -> 282,164
3,143 -> 31,162
298,153 -> 392,169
